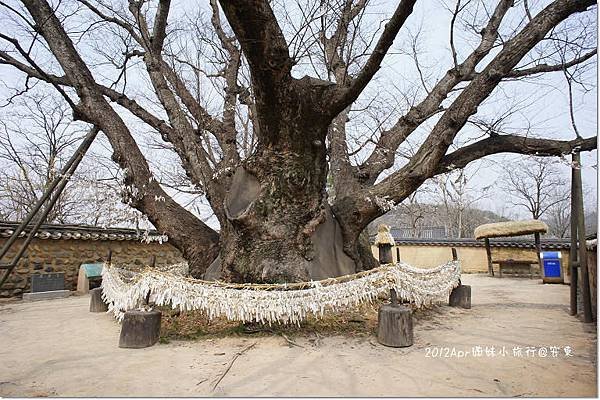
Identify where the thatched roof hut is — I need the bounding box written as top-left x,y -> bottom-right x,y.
474,220 -> 548,240
374,224 -> 395,246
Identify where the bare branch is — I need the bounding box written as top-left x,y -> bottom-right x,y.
402,0 -> 595,181
77,0 -> 142,43
20,0 -> 220,273
151,0 -> 171,53
357,0 -> 514,183
218,0 -> 293,90
436,134 -> 597,173
466,48 -> 597,79
327,0 -> 417,114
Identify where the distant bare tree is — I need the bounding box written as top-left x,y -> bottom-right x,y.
500,157 -> 570,220
431,166 -> 490,238
0,94 -> 83,223
0,93 -> 148,228
395,188 -> 429,237
543,178 -> 596,238
545,193 -> 571,238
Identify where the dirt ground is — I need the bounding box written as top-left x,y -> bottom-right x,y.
0,274 -> 596,397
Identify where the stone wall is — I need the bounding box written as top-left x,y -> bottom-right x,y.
0,237 -> 184,298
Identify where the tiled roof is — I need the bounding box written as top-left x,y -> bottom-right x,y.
0,221 -> 168,242
372,236 -> 572,250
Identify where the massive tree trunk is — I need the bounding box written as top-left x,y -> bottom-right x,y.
205,114 -> 359,283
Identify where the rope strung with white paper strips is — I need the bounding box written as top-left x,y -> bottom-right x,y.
101,260 -> 461,324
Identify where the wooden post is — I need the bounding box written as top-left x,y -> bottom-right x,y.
534,232 -> 542,279
569,153 -> 579,316
379,243 -> 393,264
449,285 -> 471,309
107,249 -> 112,264
119,310 -> 162,348
449,247 -> 471,309
89,287 -> 108,312
573,152 -> 593,322
144,256 -> 157,305
377,303 -> 413,347
484,238 -> 494,276
396,247 -> 401,263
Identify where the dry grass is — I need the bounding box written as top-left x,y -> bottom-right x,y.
158,298 -> 447,343
158,300 -> 385,343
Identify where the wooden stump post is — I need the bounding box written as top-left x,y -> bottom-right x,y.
377,288 -> 413,347
449,285 -> 471,309
448,247 -> 472,309
89,287 -> 108,312
377,304 -> 413,347
119,310 -> 162,348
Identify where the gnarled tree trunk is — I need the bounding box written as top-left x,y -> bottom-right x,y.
204,119 -> 367,282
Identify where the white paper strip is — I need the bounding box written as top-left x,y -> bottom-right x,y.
101,260 -> 461,325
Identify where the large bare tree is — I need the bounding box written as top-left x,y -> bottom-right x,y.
0,0 -> 596,282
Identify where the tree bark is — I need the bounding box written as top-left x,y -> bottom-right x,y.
377,304 -> 413,347
208,139 -> 359,282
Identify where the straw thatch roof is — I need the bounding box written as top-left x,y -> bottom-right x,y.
374,224 -> 395,246
474,220 -> 548,240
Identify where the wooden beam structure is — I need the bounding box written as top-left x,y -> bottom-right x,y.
484,238 -> 494,276
571,152 -> 593,322
569,154 -> 579,316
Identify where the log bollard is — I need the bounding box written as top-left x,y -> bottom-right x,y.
449,285 -> 471,309
377,289 -> 413,347
89,287 -> 108,312
448,247 -> 471,308
119,310 -> 162,349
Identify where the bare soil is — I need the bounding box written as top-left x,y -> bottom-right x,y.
0,274 -> 596,397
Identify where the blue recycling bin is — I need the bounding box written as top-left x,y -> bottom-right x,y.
540,251 -> 563,283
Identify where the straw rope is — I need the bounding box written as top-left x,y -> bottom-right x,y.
101,260 -> 461,325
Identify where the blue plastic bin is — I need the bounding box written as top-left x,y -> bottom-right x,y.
540,251 -> 563,283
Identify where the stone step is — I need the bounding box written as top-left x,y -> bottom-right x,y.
22,290 -> 71,302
